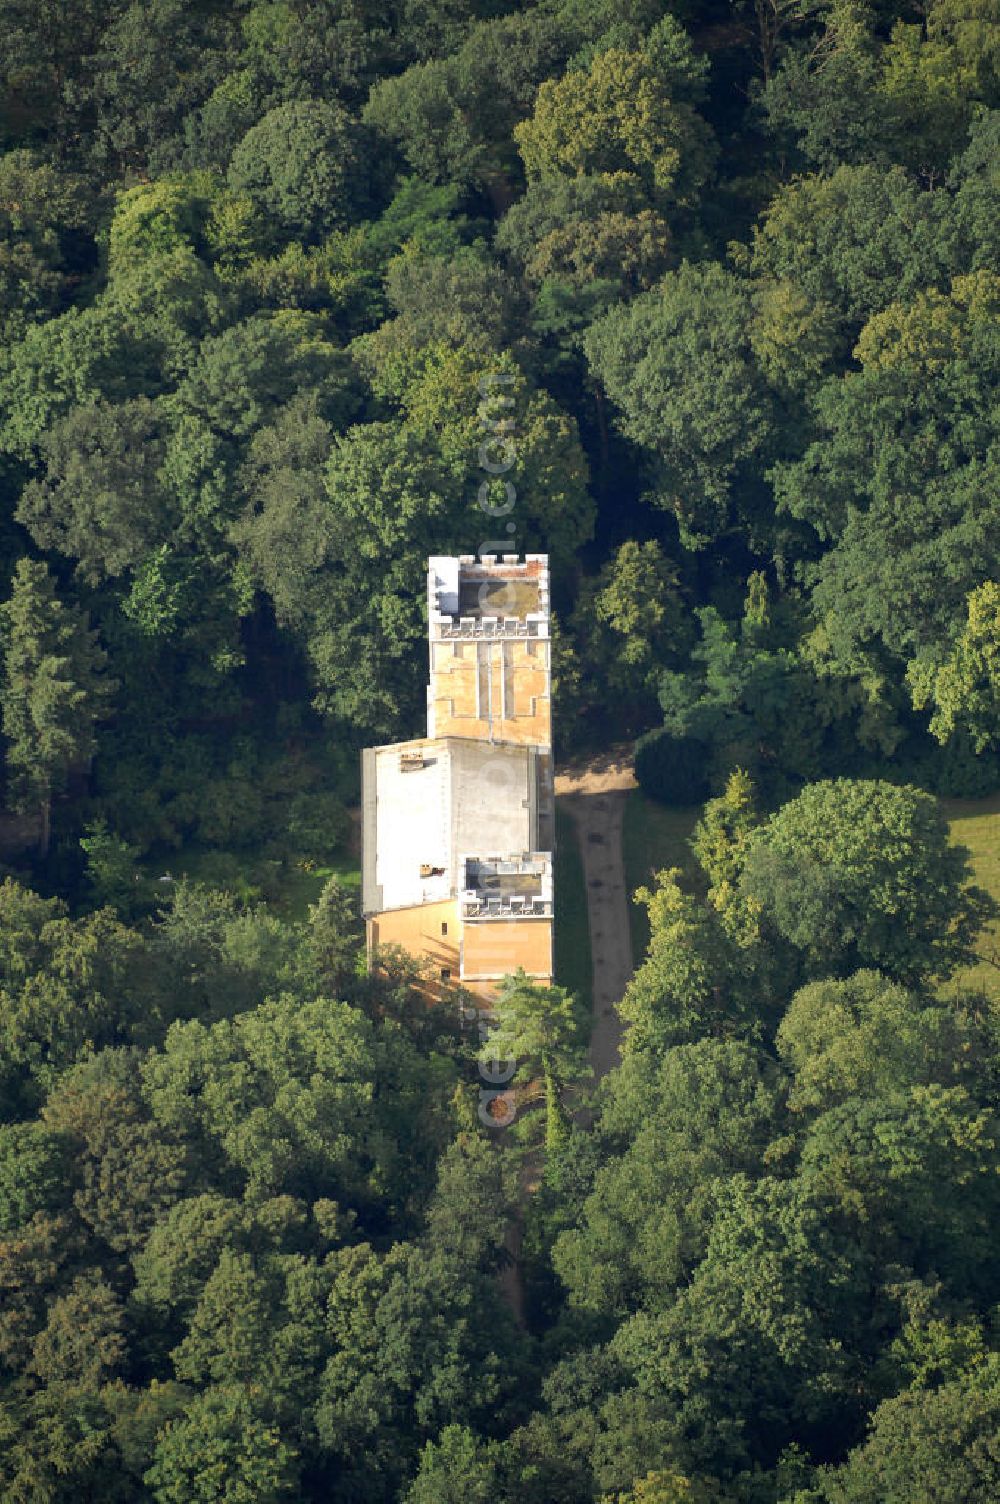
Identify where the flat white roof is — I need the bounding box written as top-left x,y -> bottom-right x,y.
361,738 -> 540,914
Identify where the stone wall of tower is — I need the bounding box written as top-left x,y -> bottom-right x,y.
425,553 -> 551,747
461,917 -> 553,984
427,634 -> 551,746
364,556 -> 555,1005
366,898 -> 460,1002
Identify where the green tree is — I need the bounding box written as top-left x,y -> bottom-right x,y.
405,1425 -> 507,1504
553,1038 -> 786,1314
236,0 -> 382,110
746,164 -> 962,390
0,1208 -> 83,1374
0,1120 -> 68,1232
570,540 -> 692,727
797,1083 -> 1000,1293
619,870 -> 754,1055
741,779 -> 996,983
691,769 -> 760,934
761,2 -> 892,170
144,883 -> 302,1030
480,972 -> 589,1147
130,1192 -> 245,1325
78,0 -> 240,177
950,108 -> 1000,269
514,39 -> 715,206
0,151 -> 94,344
496,173 -> 673,296
170,1248 -> 296,1389
658,589 -> 827,789
377,345 -> 594,567
815,1355 -> 1000,1503
42,1050 -> 190,1255
363,9 -> 574,202
145,1384 -> 300,1503
106,174 -> 217,274
0,0 -> 115,147
228,99 -> 362,244
909,580 -> 1000,752
878,0 -> 1000,177
0,883 -> 143,1112
0,260 -> 226,460
301,876 -> 362,997
28,1273 -> 126,1387
246,416 -> 461,732
16,398 -> 172,585
601,1470 -> 724,1504
366,247 -> 523,361
229,393 -> 336,628
316,1232 -> 526,1497
586,263 -> 774,546
776,970 -> 1000,1116
141,994 -> 454,1217
0,559 -> 115,852
79,818 -> 144,915
0,1380 -> 126,1503
609,1175 -> 861,1474
773,270 -> 1000,688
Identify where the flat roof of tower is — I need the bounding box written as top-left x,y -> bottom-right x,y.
458,577 -> 540,618
361,737 -> 542,915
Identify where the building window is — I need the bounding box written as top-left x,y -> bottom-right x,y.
441,921 -> 448,935
440,967 -> 451,980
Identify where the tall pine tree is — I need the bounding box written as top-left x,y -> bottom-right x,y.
1,559 -> 114,853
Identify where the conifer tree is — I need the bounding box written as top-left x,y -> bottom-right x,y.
0,559 -> 114,853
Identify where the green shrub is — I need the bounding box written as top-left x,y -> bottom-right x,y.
634,728 -> 712,805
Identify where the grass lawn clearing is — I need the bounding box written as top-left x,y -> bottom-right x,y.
554,803 -> 593,1014
621,791 -> 703,963
143,845 -> 360,920
941,792 -> 1000,1003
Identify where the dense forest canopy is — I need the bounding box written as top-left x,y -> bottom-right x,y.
0,0 -> 998,1499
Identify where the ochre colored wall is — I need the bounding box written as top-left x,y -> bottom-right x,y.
367,899 -> 460,1001
429,637 -> 550,746
367,906 -> 553,999
461,918 -> 553,982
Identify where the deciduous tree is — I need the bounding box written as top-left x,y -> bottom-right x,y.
741,779 -> 996,983
586,263 -> 773,546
